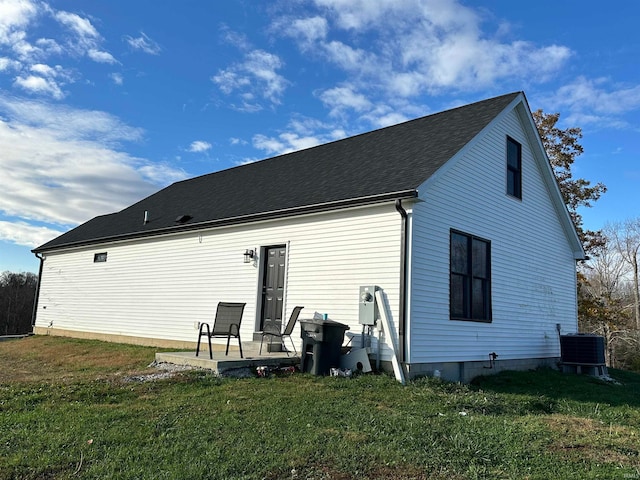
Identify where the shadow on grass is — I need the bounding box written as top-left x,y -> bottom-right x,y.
471,367 -> 640,409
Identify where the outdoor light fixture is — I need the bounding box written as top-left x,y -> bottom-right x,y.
243,249 -> 255,263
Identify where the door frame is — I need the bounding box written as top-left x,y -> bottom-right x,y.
257,243 -> 288,332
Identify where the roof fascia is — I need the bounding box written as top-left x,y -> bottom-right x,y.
33,190 -> 417,254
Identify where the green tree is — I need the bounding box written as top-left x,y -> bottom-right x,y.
533,110 -> 607,255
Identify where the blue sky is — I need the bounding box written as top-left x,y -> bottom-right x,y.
1,0 -> 639,274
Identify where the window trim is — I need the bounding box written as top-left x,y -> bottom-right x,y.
449,229 -> 492,323
506,136 -> 522,199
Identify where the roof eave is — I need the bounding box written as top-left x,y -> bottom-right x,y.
33,190 -> 418,254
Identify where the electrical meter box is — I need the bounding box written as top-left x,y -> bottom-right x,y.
359,285 -> 380,325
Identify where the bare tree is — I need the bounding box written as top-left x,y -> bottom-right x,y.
583,239 -> 630,301
0,271 -> 38,335
579,242 -> 633,367
606,219 -> 640,330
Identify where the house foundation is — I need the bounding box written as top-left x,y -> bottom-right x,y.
380,357 -> 561,383
33,327 -> 202,350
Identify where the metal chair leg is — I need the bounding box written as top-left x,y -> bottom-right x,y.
287,336 -> 297,356
196,323 -> 211,358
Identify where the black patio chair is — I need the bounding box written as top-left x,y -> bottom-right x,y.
259,306 -> 303,356
196,302 -> 246,359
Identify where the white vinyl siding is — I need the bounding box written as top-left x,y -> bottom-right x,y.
409,106 -> 578,363
36,204 -> 402,353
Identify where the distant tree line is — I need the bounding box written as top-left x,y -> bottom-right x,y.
533,111 -> 639,372
579,220 -> 640,371
0,271 -> 37,336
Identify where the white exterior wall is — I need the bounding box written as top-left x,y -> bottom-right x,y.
408,106 -> 579,363
35,204 -> 402,352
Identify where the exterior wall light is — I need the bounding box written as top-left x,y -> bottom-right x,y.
243,249 -> 255,263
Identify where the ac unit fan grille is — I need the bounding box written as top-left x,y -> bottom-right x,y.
560,335 -> 605,364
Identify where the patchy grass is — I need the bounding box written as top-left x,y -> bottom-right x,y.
1,336 -> 640,479
0,335 -> 162,384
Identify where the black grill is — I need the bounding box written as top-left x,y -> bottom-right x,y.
560,334 -> 605,364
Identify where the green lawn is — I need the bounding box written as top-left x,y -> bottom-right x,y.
1,336 -> 639,479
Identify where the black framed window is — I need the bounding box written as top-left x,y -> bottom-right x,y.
506,136 -> 522,199
450,230 -> 491,322
93,252 -> 107,263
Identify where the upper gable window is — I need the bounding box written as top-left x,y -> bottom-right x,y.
506,136 -> 522,199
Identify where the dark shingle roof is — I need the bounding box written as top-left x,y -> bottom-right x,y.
35,92 -> 520,252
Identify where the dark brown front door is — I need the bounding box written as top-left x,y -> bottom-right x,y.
260,246 -> 286,331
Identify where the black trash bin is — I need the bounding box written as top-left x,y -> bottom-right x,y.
300,318 -> 349,375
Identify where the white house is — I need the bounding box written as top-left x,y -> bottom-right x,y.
32,92 -> 585,381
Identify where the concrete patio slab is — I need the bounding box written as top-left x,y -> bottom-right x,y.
155,348 -> 300,375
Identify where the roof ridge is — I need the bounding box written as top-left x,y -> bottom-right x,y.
175,91 -> 523,185
35,91 -> 521,252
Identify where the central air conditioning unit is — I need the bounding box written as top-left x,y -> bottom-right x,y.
560,334 -> 605,364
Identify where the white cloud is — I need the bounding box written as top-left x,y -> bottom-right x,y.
252,131 -> 327,156
53,9 -> 117,64
214,69 -> 251,94
321,40 -> 374,73
54,11 -> 99,39
318,85 -> 372,116
0,0 -> 38,45
0,220 -> 63,248
0,5 -> 58,64
0,2 -> 120,104
0,96 -> 143,143
0,56 -> 20,71
213,48 -> 289,108
278,0 -> 572,100
556,77 -> 640,116
252,116 -> 352,156
545,77 -> 640,129
281,16 -> 328,50
219,25 -> 251,51
235,158 -> 259,166
10,31 -> 38,60
363,109 -> 411,129
188,140 -> 212,153
0,95 -> 187,238
87,48 -> 116,64
13,74 -> 64,99
329,129 -> 347,140
110,72 -> 123,85
313,0 -> 400,30
252,134 -> 287,155
30,63 -> 54,76
35,37 -> 62,55
138,163 -> 188,185
124,32 -> 161,55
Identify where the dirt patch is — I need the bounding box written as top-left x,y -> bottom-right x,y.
546,415 -> 640,466
264,463 -> 464,480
